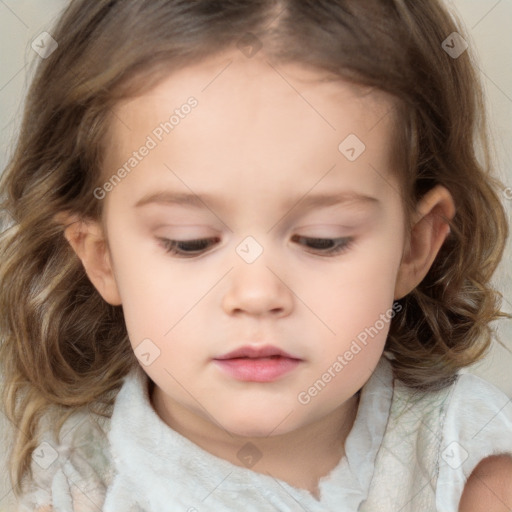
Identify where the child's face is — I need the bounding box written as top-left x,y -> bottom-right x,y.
99,50 -> 407,436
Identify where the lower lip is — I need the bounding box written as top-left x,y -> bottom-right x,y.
213,356 -> 301,382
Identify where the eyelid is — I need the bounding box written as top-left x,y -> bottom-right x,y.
291,235 -> 354,256
157,235 -> 355,258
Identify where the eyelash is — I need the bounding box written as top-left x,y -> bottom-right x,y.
158,236 -> 354,258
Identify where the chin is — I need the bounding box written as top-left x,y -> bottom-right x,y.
221,414 -> 297,439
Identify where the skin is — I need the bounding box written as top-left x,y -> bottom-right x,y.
458,455 -> 512,511
60,48 -> 508,503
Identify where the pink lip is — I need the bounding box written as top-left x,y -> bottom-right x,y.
215,344 -> 299,360
213,345 -> 302,382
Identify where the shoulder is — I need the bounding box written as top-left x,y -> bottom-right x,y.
362,366 -> 512,511
437,372 -> 512,510
459,454 -> 512,511
17,409 -> 114,512
442,371 -> 512,450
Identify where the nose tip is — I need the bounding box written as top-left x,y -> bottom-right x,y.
222,260 -> 293,318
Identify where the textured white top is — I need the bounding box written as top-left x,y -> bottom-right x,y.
17,356 -> 512,511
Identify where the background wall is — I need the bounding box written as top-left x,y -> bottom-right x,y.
1,1 -> 511,510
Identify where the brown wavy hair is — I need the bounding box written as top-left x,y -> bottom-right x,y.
1,0 -> 510,495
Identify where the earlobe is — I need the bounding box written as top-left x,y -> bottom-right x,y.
55,211 -> 122,306
394,185 -> 455,300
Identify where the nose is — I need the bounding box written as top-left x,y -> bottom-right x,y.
221,259 -> 294,318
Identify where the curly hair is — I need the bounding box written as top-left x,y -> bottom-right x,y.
0,0 -> 509,494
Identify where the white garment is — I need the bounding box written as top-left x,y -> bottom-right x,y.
17,356 -> 512,511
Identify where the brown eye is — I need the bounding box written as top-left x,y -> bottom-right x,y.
159,237 -> 219,257
292,235 -> 354,256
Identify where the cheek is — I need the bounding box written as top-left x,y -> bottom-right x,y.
303,236 -> 402,379
108,242 -> 226,366
315,243 -> 401,326
105,223 -> 185,342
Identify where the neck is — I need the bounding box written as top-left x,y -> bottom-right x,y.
151,386 -> 360,499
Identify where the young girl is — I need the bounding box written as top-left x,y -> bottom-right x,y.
1,0 -> 512,510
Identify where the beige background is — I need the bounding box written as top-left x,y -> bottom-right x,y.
1,0 -> 511,510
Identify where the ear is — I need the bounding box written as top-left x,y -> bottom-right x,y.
394,185 -> 456,300
54,211 -> 122,306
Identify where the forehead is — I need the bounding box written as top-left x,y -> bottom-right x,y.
112,50 -> 394,134
103,50 -> 400,211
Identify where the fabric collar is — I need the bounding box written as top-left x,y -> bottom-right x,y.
104,356 -> 394,511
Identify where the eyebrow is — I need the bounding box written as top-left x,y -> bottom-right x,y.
134,190 -> 380,212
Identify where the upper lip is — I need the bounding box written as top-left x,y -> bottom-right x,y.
214,344 -> 301,360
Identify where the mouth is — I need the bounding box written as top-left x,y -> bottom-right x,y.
213,345 -> 302,382
214,344 -> 300,360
